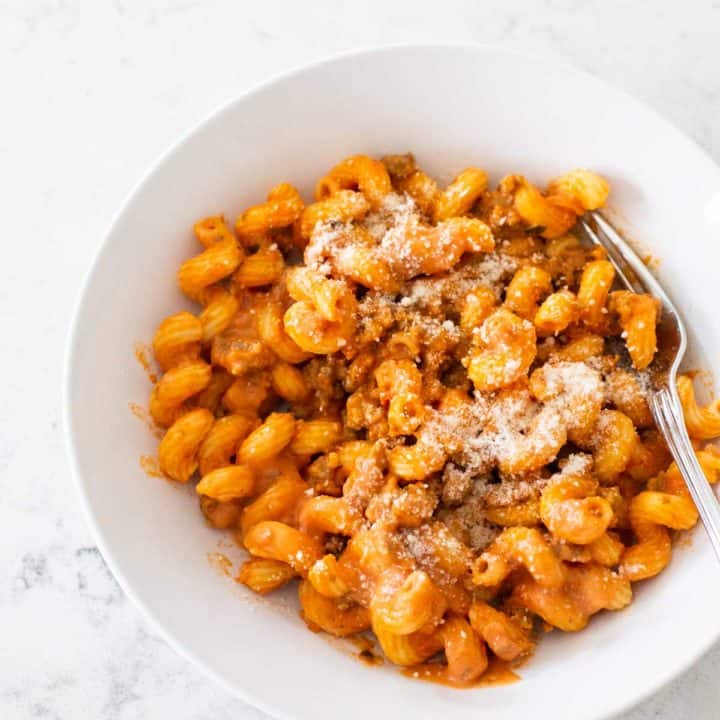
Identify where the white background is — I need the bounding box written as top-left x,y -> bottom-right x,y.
2,1 -> 719,718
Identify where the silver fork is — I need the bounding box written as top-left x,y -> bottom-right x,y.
580,211 -> 720,560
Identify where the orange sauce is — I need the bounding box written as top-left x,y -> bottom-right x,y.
690,369 -> 715,397
216,534 -> 237,550
207,552 -> 234,578
139,455 -> 163,478
134,342 -> 158,383
347,634 -> 384,667
134,163 -> 705,690
642,254 -> 660,270
403,656 -> 521,688
358,649 -> 384,667
129,402 -> 164,439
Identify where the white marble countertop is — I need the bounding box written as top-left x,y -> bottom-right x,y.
2,1 -> 719,718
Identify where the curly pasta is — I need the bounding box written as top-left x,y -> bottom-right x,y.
609,291 -> 660,371
677,375 -> 720,439
540,456 -> 614,544
433,167 -> 488,222
139,153 -> 720,688
466,308 -> 537,392
158,408 -> 214,482
619,454 -> 720,581
178,238 -> 243,300
152,312 -> 203,372
235,182 -> 304,238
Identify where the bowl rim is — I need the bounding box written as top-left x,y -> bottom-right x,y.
63,42 -> 720,720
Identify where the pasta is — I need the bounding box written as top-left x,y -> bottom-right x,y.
149,359 -> 212,427
199,495 -> 242,530
234,182 -> 304,238
157,408 -> 214,482
237,558 -> 296,594
197,413 -> 257,476
140,153 -> 720,688
678,374 -> 720,439
178,237 -> 242,300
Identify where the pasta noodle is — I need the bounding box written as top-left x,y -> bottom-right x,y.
139,153 -> 720,687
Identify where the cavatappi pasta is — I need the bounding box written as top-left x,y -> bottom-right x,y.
143,153 -> 720,687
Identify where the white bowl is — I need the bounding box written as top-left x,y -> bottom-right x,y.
65,45 -> 720,720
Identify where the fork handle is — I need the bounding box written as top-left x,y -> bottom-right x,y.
651,387 -> 720,560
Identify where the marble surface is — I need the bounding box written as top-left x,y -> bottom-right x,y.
2,0 -> 719,717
